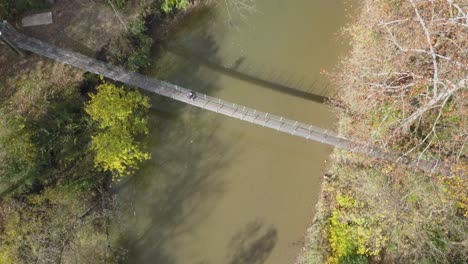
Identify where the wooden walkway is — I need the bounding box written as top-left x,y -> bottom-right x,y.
0,21 -> 450,176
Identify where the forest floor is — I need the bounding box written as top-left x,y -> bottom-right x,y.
1,0 -> 125,76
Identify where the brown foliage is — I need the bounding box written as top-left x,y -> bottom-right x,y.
304,1 -> 468,263
335,0 -> 467,174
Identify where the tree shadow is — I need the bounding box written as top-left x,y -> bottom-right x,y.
115,6 -> 241,264
226,220 -> 278,264
119,105 -> 235,263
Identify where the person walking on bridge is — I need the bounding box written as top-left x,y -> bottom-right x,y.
187,90 -> 196,100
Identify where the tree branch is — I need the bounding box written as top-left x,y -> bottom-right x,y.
409,0 -> 440,98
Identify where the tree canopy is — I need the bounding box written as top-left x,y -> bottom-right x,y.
85,81 -> 151,180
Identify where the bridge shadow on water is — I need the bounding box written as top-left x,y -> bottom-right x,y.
165,44 -> 330,104
117,6 -> 277,264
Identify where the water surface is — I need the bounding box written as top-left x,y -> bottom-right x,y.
119,1 -> 353,263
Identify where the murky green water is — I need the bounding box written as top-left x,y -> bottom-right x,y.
118,1 -> 353,263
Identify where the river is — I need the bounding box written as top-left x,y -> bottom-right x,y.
117,1 -> 354,263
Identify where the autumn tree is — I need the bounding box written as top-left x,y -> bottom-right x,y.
85,81 -> 151,180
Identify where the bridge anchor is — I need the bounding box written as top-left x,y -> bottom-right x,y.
0,21 -> 25,56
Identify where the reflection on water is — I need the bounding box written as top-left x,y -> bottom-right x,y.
118,1 -> 354,264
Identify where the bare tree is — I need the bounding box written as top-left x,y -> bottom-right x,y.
337,0 -> 467,173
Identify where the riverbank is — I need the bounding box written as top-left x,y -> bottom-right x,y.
0,1 -> 198,262
299,1 -> 467,263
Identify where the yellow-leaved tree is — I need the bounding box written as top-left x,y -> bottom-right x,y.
85,81 -> 151,180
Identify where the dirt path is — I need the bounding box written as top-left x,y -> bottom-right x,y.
1,0 -> 129,76
22,0 -> 125,54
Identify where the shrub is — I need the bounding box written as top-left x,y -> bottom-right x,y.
112,0 -> 128,9
108,17 -> 154,71
0,0 -> 48,19
327,194 -> 383,264
0,183 -> 115,263
161,0 -> 189,13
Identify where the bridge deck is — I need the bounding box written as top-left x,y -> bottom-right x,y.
0,22 -> 449,176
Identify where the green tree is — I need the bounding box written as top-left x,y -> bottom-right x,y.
161,0 -> 189,13
85,81 -> 150,180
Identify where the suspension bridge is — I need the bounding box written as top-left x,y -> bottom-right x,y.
0,21 -> 451,176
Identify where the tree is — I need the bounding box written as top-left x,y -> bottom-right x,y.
0,183 -> 118,264
0,114 -> 41,195
161,0 -> 189,13
85,81 -> 151,180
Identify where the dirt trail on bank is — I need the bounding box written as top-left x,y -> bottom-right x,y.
1,0 -> 125,76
